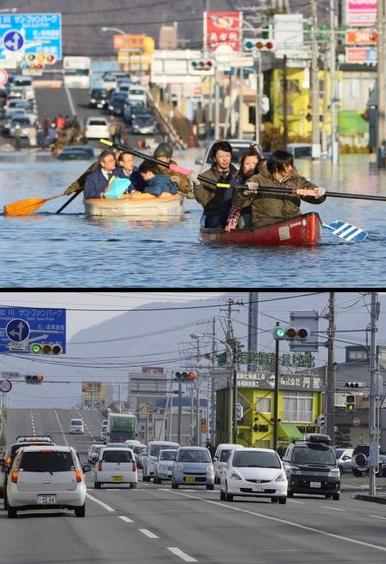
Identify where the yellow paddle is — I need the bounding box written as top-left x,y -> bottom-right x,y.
4,194 -> 65,216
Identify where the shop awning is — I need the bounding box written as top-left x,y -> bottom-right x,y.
278,423 -> 304,441
339,111 -> 368,135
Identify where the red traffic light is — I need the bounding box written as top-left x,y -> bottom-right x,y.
188,371 -> 196,380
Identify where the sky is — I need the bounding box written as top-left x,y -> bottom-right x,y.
0,291 -> 383,408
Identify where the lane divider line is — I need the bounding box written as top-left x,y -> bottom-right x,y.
86,492 -> 115,512
139,529 -> 159,539
118,516 -> 134,523
167,547 -> 197,562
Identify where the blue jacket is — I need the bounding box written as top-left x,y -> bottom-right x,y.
144,174 -> 178,197
83,168 -> 110,199
112,165 -> 146,192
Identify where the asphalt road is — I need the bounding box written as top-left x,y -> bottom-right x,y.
2,408 -> 386,564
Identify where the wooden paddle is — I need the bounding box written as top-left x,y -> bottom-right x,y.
4,194 -> 65,216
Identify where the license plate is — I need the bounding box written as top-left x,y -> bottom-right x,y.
254,486 -> 264,492
111,476 -> 123,482
38,494 -> 56,504
310,481 -> 321,488
185,476 -> 195,483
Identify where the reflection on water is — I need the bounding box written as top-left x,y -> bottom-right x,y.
1,150 -> 386,288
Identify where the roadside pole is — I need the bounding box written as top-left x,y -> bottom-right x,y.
369,292 -> 380,496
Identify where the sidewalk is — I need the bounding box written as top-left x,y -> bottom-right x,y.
341,474 -> 386,504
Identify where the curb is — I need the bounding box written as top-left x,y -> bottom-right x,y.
355,494 -> 386,504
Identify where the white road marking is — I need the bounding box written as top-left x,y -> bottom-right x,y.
287,499 -> 304,504
86,492 -> 115,512
167,547 -> 197,562
118,515 -> 134,523
139,529 -> 159,539
368,514 -> 386,520
166,490 -> 386,553
321,505 -> 346,511
54,410 -> 68,446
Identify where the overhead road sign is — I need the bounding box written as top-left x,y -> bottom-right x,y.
0,13 -> 62,68
0,307 -> 66,354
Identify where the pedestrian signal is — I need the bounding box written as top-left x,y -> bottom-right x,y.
346,394 -> 356,413
243,39 -> 275,52
30,343 -> 63,355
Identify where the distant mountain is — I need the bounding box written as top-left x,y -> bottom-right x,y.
8,0 -> 330,57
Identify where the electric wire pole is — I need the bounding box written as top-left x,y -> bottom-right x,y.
326,292 -> 336,446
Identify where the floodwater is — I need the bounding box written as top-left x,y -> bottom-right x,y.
0,148 -> 385,288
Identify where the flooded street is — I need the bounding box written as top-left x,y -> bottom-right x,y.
0,148 -> 385,288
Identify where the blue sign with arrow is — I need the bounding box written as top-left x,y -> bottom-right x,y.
0,307 -> 66,354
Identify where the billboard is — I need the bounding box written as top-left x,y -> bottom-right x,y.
0,12 -> 62,67
204,11 -> 242,52
346,1 -> 377,26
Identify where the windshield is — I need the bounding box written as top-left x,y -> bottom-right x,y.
149,444 -> 178,457
159,450 -> 177,461
178,449 -> 211,463
293,446 -> 336,465
233,451 -> 281,468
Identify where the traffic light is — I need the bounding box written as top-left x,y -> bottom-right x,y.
190,59 -> 214,74
30,343 -> 63,355
243,38 -> 275,52
345,382 -> 366,388
346,394 -> 356,413
273,326 -> 310,341
25,374 -> 44,384
175,371 -> 197,381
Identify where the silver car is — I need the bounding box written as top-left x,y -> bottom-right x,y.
154,449 -> 177,483
171,446 -> 214,490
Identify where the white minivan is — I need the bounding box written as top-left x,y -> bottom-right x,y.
69,418 -> 84,434
213,443 -> 244,483
127,85 -> 147,106
142,441 -> 180,481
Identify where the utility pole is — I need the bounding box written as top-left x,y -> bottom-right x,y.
329,0 -> 339,164
248,291 -> 259,371
376,0 -> 385,167
211,317 -> 216,445
273,321 -> 280,451
326,292 -> 336,446
311,0 -> 321,159
369,292 -> 379,496
282,55 -> 288,148
196,341 -> 200,446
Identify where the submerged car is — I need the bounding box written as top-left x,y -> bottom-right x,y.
219,447 -> 287,503
171,446 -> 214,489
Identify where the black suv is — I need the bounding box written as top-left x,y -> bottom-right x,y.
282,434 -> 340,500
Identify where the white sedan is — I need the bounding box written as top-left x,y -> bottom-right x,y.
220,447 -> 287,504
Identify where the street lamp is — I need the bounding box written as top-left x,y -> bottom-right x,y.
102,27 -> 129,71
190,333 -> 236,444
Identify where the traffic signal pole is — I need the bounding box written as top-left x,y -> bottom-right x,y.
273,322 -> 280,451
369,292 -> 380,496
326,292 -> 336,446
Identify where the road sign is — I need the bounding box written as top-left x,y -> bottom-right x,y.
0,13 -> 62,67
0,379 -> 12,393
0,68 -> 8,85
0,307 -> 66,354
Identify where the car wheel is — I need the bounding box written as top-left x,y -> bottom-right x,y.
278,497 -> 287,505
287,490 -> 294,498
7,504 -> 17,518
332,493 -> 340,501
130,483 -> 137,489
206,484 -> 214,490
75,504 -> 85,517
325,494 -> 332,499
94,482 -> 101,489
225,485 -> 233,502
220,490 -> 226,500
3,492 -> 8,510
172,481 -> 178,489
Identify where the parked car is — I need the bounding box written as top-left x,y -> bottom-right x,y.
195,139 -> 263,173
94,446 -> 137,489
123,102 -> 151,125
2,98 -> 33,115
335,448 -> 353,475
87,444 -> 104,464
5,445 -> 91,518
142,441 -> 180,482
282,433 -> 340,500
219,447 -> 287,503
136,446 -> 147,469
154,449 -> 178,483
88,88 -> 109,109
107,92 -> 128,116
2,110 -> 29,134
171,446 -> 214,490
351,444 -> 386,477
56,145 -> 95,160
213,443 -> 244,484
84,116 -> 110,140
9,116 -> 32,138
287,143 -> 312,158
69,418 -> 84,434
102,71 -> 131,91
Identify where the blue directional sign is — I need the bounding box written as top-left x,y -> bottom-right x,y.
0,307 -> 66,354
0,13 -> 62,62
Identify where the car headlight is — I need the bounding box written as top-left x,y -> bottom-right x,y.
289,465 -> 302,475
177,463 -> 184,471
229,470 -> 242,480
275,471 -> 287,482
328,469 -> 340,477
206,464 -> 214,474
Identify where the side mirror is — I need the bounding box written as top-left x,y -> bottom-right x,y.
82,464 -> 92,473
213,457 -> 218,462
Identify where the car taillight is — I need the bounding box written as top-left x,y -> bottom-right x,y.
6,456 -> 12,466
133,460 -> 137,472
98,461 -> 103,471
75,469 -> 82,483
11,470 -> 18,483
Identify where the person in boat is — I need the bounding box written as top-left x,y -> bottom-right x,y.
224,149 -> 326,231
83,150 -> 118,199
153,142 -> 195,198
113,151 -> 146,194
63,148 -> 121,195
229,144 -> 263,229
193,140 -> 238,228
138,160 -> 178,197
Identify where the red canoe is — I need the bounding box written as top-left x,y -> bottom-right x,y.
199,212 -> 322,246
